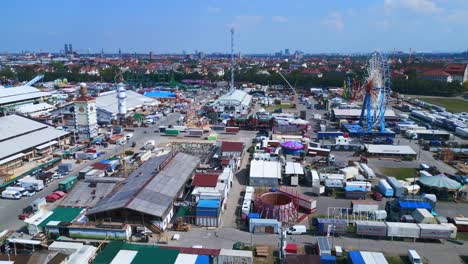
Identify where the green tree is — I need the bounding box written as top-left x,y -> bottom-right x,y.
463,81 -> 468,92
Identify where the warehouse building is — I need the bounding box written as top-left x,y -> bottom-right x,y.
87,152 -> 200,231
0,114 -> 71,171
0,85 -> 52,115
365,144 -> 417,159
95,90 -> 159,124
211,89 -> 252,115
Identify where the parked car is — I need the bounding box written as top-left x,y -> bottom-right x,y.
45,193 -> 62,202
18,212 -> 33,220
53,191 -> 66,198
24,191 -> 36,197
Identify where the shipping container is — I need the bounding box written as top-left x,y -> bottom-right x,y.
188,129 -> 203,137
317,132 -> 344,140
346,181 -> 372,192
225,127 -> 240,134
78,166 -> 93,179
58,163 -> 73,173
355,221 -> 387,237
316,237 -> 331,256
359,163 -> 376,180
377,179 -> 394,197
165,129 -> 180,136
196,215 -> 221,227
319,173 -> 345,182
440,223 -> 457,239
324,179 -> 344,188
352,200 -> 379,213
386,177 -> 404,197
418,223 -> 452,239
385,222 -> 420,238
314,218 -> 347,234
216,249 -> 253,264
412,208 -> 437,224
58,176 -> 78,192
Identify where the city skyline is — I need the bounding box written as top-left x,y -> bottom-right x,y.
1,0 -> 468,54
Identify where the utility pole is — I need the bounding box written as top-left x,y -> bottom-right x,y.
230,28 -> 235,92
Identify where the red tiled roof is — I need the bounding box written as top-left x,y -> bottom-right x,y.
192,173 -> 220,187
444,63 -> 467,75
420,69 -> 450,76
221,141 -> 244,153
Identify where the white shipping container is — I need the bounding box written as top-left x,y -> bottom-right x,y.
196,215 -> 221,227
418,223 -> 452,239
385,222 -> 420,238
346,181 -> 372,192
324,179 -> 344,188
359,163 -> 376,179
216,249 -> 253,264
441,223 -> 457,239
352,201 -> 379,213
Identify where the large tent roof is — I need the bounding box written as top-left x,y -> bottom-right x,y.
418,175 -> 463,190
280,141 -> 303,150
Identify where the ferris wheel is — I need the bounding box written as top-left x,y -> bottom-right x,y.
358,51 -> 391,132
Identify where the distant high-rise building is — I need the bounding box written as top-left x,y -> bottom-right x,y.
149,51 -> 153,60
68,44 -> 73,54
64,44 -> 69,55
118,48 -> 122,58
285,49 -> 290,56
101,48 -> 104,58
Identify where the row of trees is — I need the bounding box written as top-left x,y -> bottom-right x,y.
1,63 -> 465,97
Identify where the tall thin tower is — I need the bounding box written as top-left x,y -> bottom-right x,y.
230,28 -> 235,91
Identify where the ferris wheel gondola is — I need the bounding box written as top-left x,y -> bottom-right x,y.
358,51 -> 391,132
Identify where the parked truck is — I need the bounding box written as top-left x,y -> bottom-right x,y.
386,176 -> 404,198
19,177 -> 44,191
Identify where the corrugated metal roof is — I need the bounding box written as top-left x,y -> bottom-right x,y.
0,86 -> 51,106
0,115 -> 69,160
96,90 -> 159,115
285,162 -> 304,175
88,152 -> 200,218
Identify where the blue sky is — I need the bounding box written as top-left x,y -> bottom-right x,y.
1,0 -> 467,54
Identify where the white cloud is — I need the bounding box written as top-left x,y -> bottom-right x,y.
272,16 -> 288,23
321,12 -> 344,31
227,15 -> 263,29
384,0 -> 440,13
206,6 -> 222,13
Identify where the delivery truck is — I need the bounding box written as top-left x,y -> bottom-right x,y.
19,177 -> 44,191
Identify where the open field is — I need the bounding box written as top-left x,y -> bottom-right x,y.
381,167 -> 417,180
419,97 -> 468,113
264,104 -> 295,110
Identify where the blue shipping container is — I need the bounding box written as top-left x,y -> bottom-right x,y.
348,251 -> 365,264
321,255 -> 336,264
378,179 -> 394,197
197,200 -> 220,208
315,218 -> 347,233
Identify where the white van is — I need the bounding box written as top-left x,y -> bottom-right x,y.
408,250 -> 423,264
2,190 -> 21,200
286,225 -> 307,235
6,186 -> 29,196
